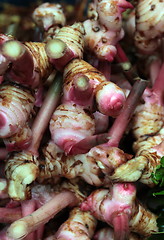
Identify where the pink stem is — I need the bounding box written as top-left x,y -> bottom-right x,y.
0,148 -> 8,160
153,139 -> 164,156
118,0 -> 134,11
0,207 -> 22,223
153,61 -> 164,98
0,75 -> 4,83
23,232 -> 36,240
116,43 -> 129,63
73,76 -> 93,98
68,133 -> 109,155
112,213 -> 130,240
49,47 -> 75,71
97,60 -> 111,81
115,44 -> 136,84
21,199 -> 36,217
7,191 -> 78,240
107,78 -> 148,147
5,200 -> 21,208
27,73 -> 62,155
36,225 -> 45,240
21,200 -> 38,240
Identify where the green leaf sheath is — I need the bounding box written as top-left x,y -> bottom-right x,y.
151,157 -> 164,188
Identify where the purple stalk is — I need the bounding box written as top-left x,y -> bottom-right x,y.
27,73 -> 62,156
21,200 -> 36,240
112,214 -> 129,240
69,78 -> 148,154
115,44 -> 136,85
106,77 -> 148,147
6,44 -> 36,87
0,207 -> 22,223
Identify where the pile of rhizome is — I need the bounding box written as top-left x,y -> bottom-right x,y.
0,0 -> 164,239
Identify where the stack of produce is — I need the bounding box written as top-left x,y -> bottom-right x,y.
0,0 -> 164,239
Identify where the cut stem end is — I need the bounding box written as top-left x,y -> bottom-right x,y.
45,39 -> 67,59
1,40 -> 25,60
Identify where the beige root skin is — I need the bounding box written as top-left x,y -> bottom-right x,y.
110,136 -> 163,186
54,207 -> 97,240
131,103 -> 164,140
32,2 -> 66,31
134,0 -> 164,53
37,140 -> 131,188
5,152 -> 39,201
23,41 -> 53,85
130,202 -> 158,237
38,141 -> 105,187
54,22 -> 85,58
45,22 -> 85,71
4,121 -> 32,152
0,83 -> 35,138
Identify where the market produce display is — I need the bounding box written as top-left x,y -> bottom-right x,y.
0,0 -> 164,239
